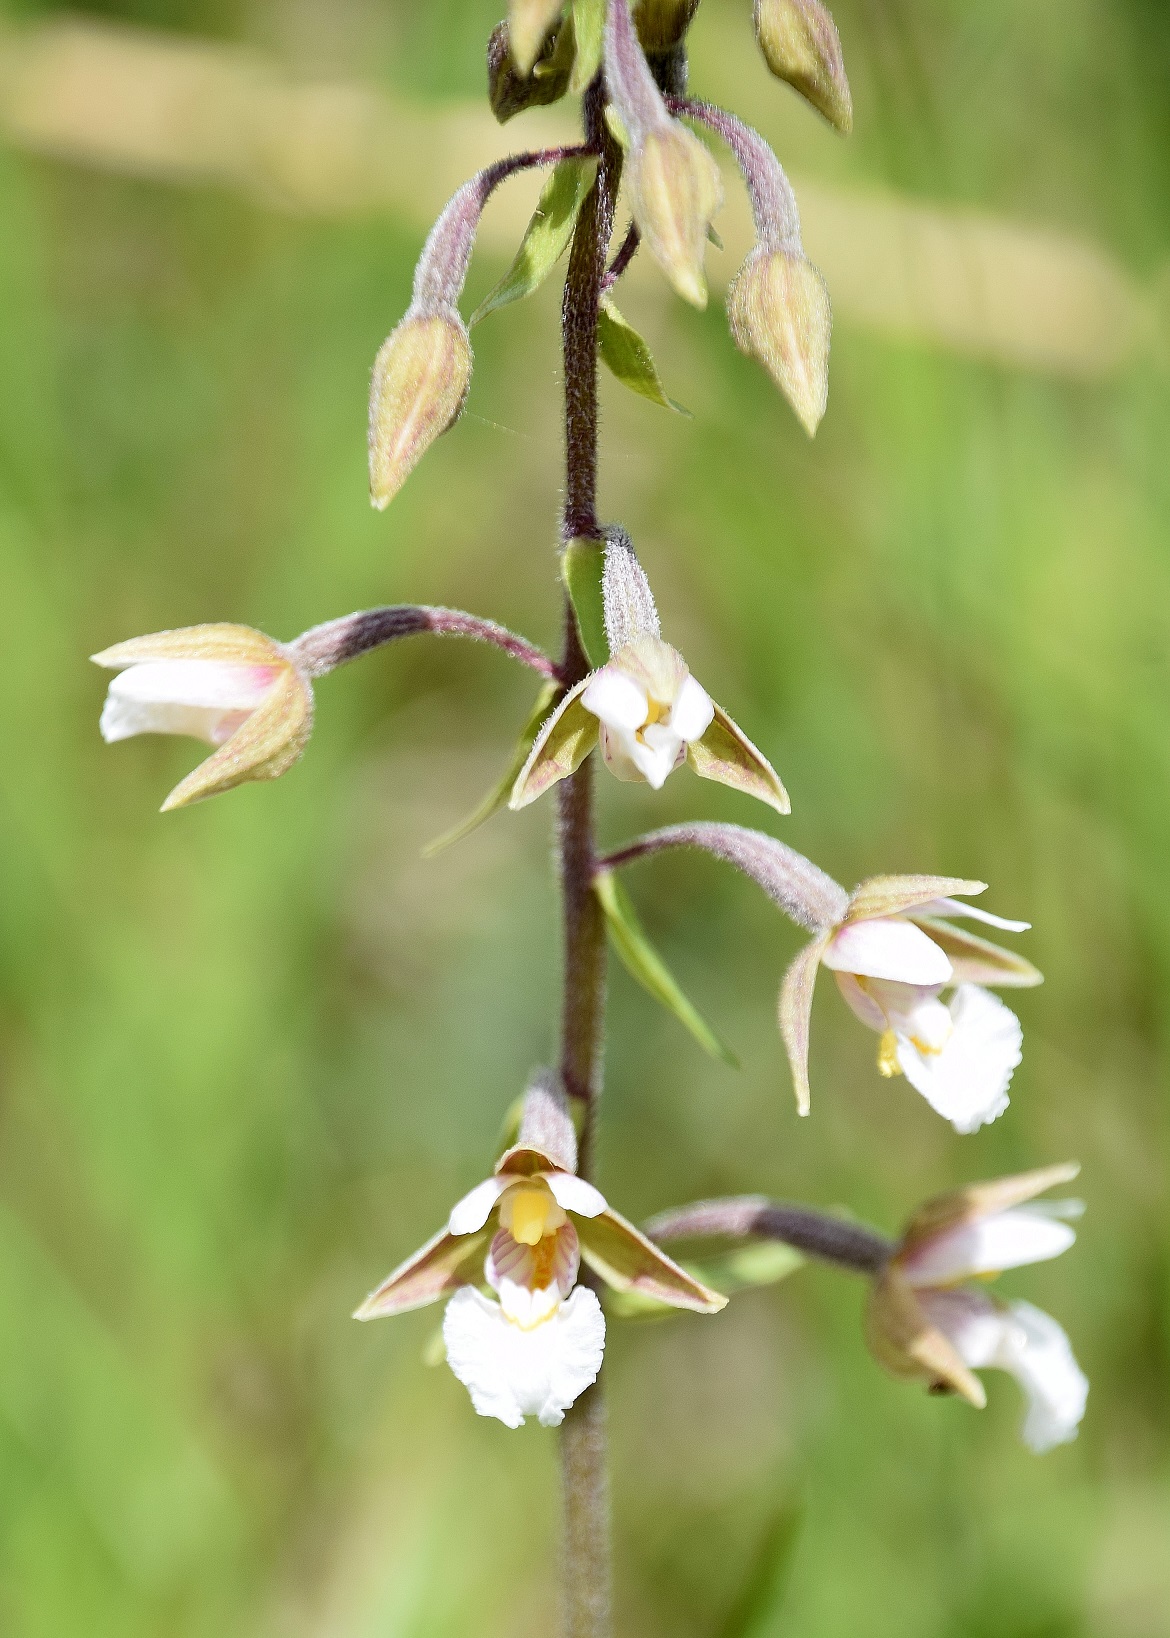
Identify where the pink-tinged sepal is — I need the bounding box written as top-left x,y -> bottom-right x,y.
93,623 -> 313,810
577,1206 -> 728,1313
353,1225 -> 491,1320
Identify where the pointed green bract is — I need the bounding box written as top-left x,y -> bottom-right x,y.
594,869 -> 738,1065
598,300 -> 691,413
470,156 -> 599,327
571,0 -> 607,93
561,539 -> 609,668
423,680 -> 561,856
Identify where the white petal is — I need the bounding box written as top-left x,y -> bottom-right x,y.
896,985 -> 1021,1133
494,1278 -> 563,1329
903,1208 -> 1077,1286
545,1173 -> 607,1218
924,1291 -> 1088,1451
448,1176 -> 508,1236
918,897 -> 1031,932
669,674 -> 715,742
833,971 -> 889,1033
599,725 -> 652,784
582,668 -> 649,733
634,724 -> 685,788
100,661 -> 276,747
442,1286 -> 605,1428
823,919 -> 953,986
999,1300 -> 1089,1453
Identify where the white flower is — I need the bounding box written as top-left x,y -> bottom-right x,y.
511,534 -> 789,815
867,1163 -> 1088,1452
779,874 -> 1041,1122
915,1291 -> 1088,1453
92,624 -> 313,810
582,642 -> 714,789
355,1140 -> 725,1429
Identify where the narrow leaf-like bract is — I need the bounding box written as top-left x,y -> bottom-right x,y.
598,300 -> 691,412
594,869 -> 738,1065
471,156 -> 599,326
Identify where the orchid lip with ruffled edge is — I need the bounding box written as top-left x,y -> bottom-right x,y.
866,1164 -> 1088,1452
354,1137 -> 726,1429
779,873 -> 1042,1126
92,624 -> 313,811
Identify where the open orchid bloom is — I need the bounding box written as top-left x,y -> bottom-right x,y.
779,873 -> 1042,1125
511,532 -> 788,814
93,624 -> 313,811
867,1164 -> 1088,1452
355,1128 -> 725,1429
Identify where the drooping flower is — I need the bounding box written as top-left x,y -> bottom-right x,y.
779,873 -> 1041,1124
511,532 -> 788,814
355,1077 -> 725,1428
867,1164 -> 1088,1452
93,624 -> 313,811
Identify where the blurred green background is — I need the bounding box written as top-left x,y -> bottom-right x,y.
0,0 -> 1168,1632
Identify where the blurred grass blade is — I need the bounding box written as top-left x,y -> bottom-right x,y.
598,299 -> 691,414
470,156 -> 599,326
718,1501 -> 803,1638
571,0 -> 607,93
423,680 -> 561,856
594,868 -> 737,1065
561,538 -> 609,668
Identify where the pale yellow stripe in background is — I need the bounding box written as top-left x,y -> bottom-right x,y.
0,14 -> 1158,378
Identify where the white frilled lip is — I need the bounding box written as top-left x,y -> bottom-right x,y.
894,984 -> 1022,1134
447,1170 -> 607,1236
822,917 -> 953,986
918,1289 -> 1088,1452
442,1284 -> 606,1429
901,1206 -> 1078,1286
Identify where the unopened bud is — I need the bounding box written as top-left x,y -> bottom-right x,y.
509,0 -> 566,76
487,20 -> 572,122
728,247 -> 830,436
368,312 -> 472,508
628,124 -> 723,308
635,0 -> 701,51
754,0 -> 852,134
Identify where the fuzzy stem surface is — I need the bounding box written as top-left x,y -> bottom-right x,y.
557,79 -> 620,1638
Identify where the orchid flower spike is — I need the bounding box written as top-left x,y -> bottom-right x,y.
867,1164 -> 1088,1452
354,1074 -> 725,1429
93,624 -> 313,810
779,872 -> 1041,1125
511,532 -> 788,813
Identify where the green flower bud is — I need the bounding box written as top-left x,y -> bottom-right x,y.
509,0 -> 567,76
368,312 -> 472,509
627,124 -> 723,309
634,0 -> 701,51
728,247 -> 830,436
487,21 -> 572,123
753,0 -> 853,134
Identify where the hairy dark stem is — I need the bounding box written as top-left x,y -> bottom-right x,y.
600,220 -> 641,294
557,79 -> 621,1638
290,606 -> 560,679
645,1196 -> 894,1274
